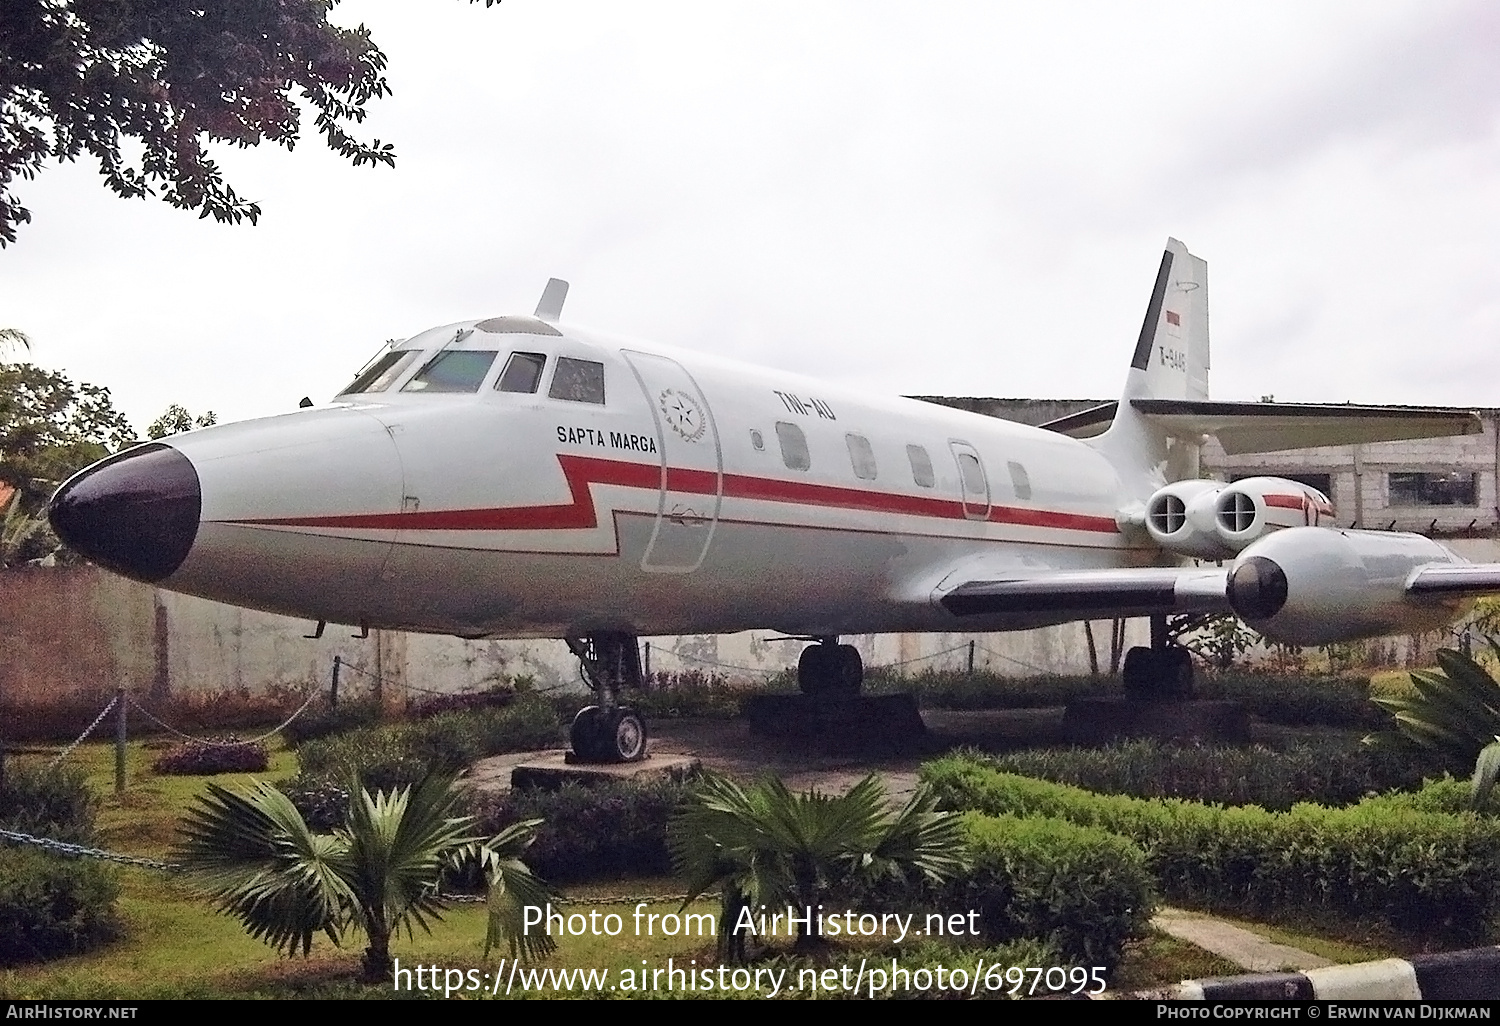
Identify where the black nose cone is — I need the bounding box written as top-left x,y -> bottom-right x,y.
48,443 -> 201,582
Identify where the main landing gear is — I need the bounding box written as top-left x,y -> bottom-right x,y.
796,637 -> 864,698
1120,613 -> 1195,700
565,632 -> 648,763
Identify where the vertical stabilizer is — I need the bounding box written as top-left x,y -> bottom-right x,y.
1093,238 -> 1210,495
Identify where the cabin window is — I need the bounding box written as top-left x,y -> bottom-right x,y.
496,352 -> 547,394
958,452 -> 986,500
1007,460 -> 1032,500
402,350 -> 499,393
776,422 -> 811,471
341,349 -> 419,394
548,357 -> 606,404
846,434 -> 877,480
1389,472 -> 1477,507
907,445 -> 935,488
750,429 -> 765,451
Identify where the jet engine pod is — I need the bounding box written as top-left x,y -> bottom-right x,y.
1145,480 -> 1234,560
1214,477 -> 1333,552
1226,527 -> 1468,646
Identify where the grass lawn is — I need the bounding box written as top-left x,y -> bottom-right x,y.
0,732 -> 1426,999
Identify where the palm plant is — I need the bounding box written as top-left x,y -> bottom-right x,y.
175,772 -> 558,981
1367,640 -> 1500,804
668,773 -> 969,961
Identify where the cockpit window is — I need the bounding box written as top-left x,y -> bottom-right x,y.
496,352 -> 547,394
341,349 -> 420,394
402,350 -> 499,393
548,357 -> 606,404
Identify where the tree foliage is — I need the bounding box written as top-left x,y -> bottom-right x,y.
175,771 -> 558,982
0,362 -> 135,508
146,403 -> 216,439
0,0 -> 503,246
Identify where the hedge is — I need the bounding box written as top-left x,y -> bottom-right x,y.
922,755 -> 1500,945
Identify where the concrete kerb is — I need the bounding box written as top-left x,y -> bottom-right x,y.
1126,946 -> 1500,1001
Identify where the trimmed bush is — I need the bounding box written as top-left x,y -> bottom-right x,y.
294,695 -> 564,790
922,755 -> 1500,945
0,848 -> 120,965
1197,672 -> 1385,729
468,778 -> 689,883
151,736 -> 269,776
985,738 -> 1428,810
278,778 -> 352,831
0,763 -> 96,844
944,812 -> 1153,972
280,697 -> 383,746
635,670 -> 748,720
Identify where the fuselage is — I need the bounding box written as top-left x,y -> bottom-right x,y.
57,316 -> 1161,640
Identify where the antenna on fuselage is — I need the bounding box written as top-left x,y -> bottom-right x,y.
535,278 -> 569,322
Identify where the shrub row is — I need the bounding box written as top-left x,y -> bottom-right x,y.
984,738 -> 1430,810
151,737 -> 269,776
944,812 -> 1154,972
293,695 -> 564,791
467,778 -> 688,883
0,763 -> 96,844
921,755 -> 1500,945
0,848 -> 120,966
1196,673 -> 1385,729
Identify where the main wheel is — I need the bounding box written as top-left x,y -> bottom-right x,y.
832,644 -> 863,696
798,644 -> 834,696
570,705 -> 607,761
604,707 -> 648,762
1120,647 -> 1158,697
1161,646 -> 1195,699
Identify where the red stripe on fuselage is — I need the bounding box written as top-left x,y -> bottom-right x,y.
222,453 -> 1120,535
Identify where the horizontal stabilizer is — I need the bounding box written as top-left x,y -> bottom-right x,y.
940,567 -> 1227,618
1045,400 -> 1481,455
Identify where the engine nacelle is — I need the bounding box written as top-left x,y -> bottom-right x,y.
1147,477 -> 1336,561
1225,527 -> 1470,646
1145,480 -> 1233,560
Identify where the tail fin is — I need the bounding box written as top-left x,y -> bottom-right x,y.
1093,238 -> 1210,491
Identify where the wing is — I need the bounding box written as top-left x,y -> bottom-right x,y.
1406,564 -> 1500,599
938,566 -> 1229,619
1041,400 -> 1481,455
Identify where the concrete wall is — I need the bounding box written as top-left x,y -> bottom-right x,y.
2,566 -> 1156,709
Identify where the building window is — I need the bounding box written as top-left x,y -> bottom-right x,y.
907,445 -> 935,488
776,422 -> 810,471
846,434 -> 877,480
1389,472 -> 1477,507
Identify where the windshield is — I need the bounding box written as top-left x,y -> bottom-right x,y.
402,350 -> 499,393
341,349 -> 420,394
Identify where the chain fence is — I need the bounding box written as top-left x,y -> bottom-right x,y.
45,694 -> 119,770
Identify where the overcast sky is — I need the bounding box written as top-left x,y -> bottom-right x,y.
4,1 -> 1499,433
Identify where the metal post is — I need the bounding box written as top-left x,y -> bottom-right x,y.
644,641 -> 651,678
331,655 -> 341,710
114,686 -> 127,794
967,640 -> 975,674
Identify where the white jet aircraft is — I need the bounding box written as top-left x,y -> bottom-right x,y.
48,240 -> 1500,761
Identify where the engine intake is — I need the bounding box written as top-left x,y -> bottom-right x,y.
1145,477 -> 1335,561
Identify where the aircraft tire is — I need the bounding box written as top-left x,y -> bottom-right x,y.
1162,647 -> 1195,699
605,707 -> 648,763
1120,647 -> 1158,696
833,644 -> 863,696
798,645 -> 833,696
570,705 -> 607,762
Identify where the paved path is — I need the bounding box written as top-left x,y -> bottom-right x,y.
1152,908 -> 1332,973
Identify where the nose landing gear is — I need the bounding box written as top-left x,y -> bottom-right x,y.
565,632 -> 649,763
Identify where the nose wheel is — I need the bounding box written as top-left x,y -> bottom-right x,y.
570,705 -> 648,763
797,639 -> 863,698
565,633 -> 649,763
